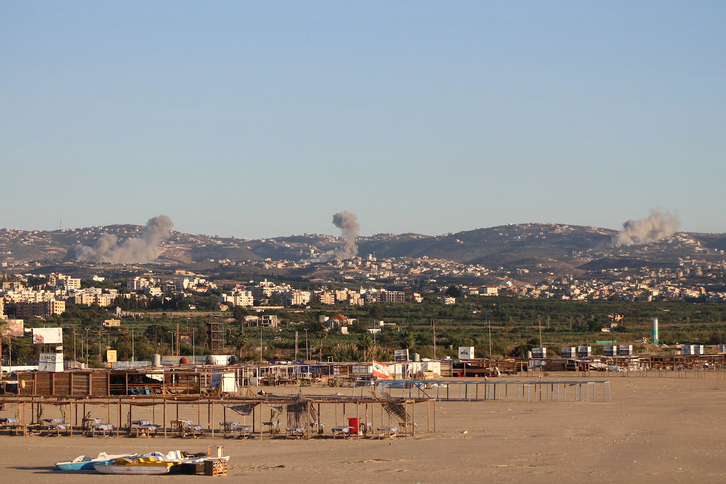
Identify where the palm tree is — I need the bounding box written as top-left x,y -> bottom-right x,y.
404,331 -> 416,352
360,334 -> 373,361
316,329 -> 328,360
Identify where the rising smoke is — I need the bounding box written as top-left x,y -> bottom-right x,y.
311,211 -> 360,262
615,210 -> 679,246
69,215 -> 174,263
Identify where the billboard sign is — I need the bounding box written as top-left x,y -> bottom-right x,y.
394,349 -> 409,362
39,352 -> 64,372
33,328 -> 63,345
458,346 -> 475,360
106,350 -> 117,363
3,319 -> 24,337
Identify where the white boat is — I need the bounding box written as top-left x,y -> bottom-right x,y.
93,457 -> 175,475
55,452 -> 137,471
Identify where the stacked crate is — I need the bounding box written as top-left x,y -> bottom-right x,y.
205,459 -> 228,477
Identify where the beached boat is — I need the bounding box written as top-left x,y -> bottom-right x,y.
55,452 -> 137,471
93,456 -> 175,475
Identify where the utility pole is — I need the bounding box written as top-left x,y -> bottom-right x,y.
176,321 -> 180,358
432,320 -> 436,359
295,330 -> 298,360
539,320 -> 543,349
486,313 -> 492,358
304,329 -> 309,360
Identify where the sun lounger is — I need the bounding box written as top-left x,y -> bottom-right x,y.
0,417 -> 19,434
135,424 -> 162,438
376,426 -> 397,439
331,426 -> 352,439
90,424 -> 115,437
219,421 -> 240,436
262,421 -> 281,436
171,419 -> 193,436
82,417 -> 104,430
182,424 -> 205,438
286,426 -> 306,439
232,425 -> 253,439
46,423 -> 71,436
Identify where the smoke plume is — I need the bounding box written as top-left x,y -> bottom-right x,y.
70,215 -> 174,263
615,210 -> 679,246
331,211 -> 360,260
310,211 -> 360,262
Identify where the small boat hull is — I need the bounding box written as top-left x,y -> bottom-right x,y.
94,464 -> 171,475
94,457 -> 174,475
56,453 -> 136,471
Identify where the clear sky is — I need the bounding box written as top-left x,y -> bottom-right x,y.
2,1 -> 724,238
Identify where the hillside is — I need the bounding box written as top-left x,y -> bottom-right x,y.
1,222 -> 725,273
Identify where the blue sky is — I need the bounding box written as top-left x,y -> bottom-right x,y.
2,1 -> 724,238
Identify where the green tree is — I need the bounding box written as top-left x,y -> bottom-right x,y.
316,329 -> 328,360
359,334 -> 374,361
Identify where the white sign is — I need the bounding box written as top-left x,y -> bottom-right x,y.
39,352 -> 64,372
33,328 -> 63,345
458,346 -> 475,360
394,349 -> 409,362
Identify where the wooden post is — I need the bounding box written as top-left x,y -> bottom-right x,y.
259,404 -> 263,441
404,401 -> 408,439
152,399 -> 156,424
116,402 -> 120,438
163,401 -> 167,439
223,405 -> 227,437
356,402 -> 360,441
211,401 -> 214,440
22,402 -> 27,436
433,399 -> 436,433
412,401 -> 416,437
335,403 -> 338,426
107,398 -> 111,427
307,401 -> 311,440
427,400 -> 430,433
128,405 -> 132,435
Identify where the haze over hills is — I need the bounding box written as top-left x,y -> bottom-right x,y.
2,221 -> 726,276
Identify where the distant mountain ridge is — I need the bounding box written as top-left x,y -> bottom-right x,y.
2,222 -> 726,271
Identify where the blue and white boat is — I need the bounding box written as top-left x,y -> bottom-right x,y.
55,452 -> 137,471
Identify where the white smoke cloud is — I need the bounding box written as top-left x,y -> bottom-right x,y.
70,215 -> 174,263
616,210 -> 679,246
310,211 -> 360,262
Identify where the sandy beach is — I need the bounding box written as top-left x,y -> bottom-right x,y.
1,374 -> 725,483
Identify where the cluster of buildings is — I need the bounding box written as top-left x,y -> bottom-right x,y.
512,259 -> 726,302
219,279 -> 435,308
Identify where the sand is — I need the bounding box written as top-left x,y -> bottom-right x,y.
1,374 -> 725,483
